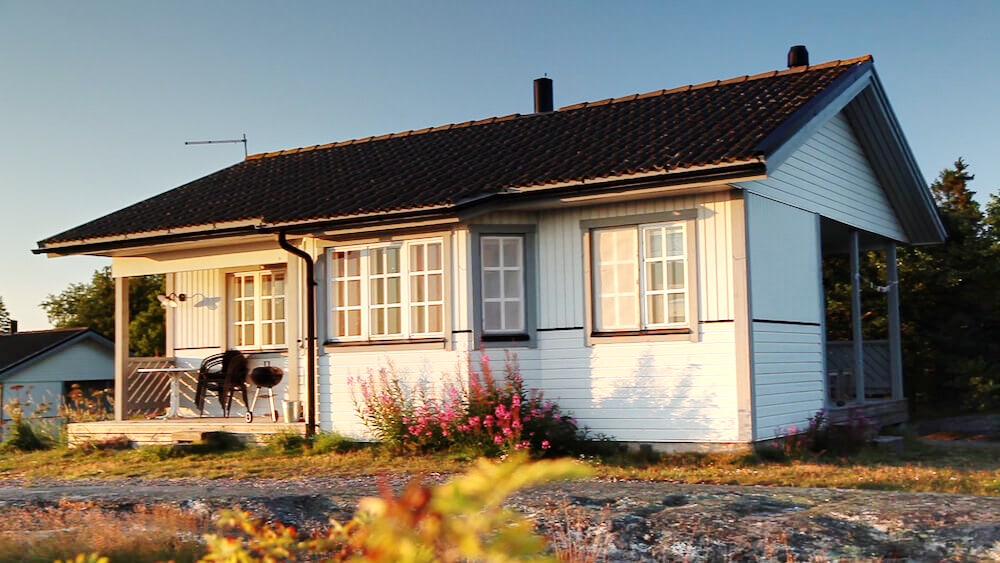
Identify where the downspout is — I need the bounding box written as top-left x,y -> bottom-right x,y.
278,231 -> 317,438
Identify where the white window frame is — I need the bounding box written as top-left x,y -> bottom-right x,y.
584,211 -> 698,342
228,268 -> 287,350
480,235 -> 526,334
327,237 -> 445,342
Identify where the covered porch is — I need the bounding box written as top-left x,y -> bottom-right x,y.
66,356 -> 308,447
822,219 -> 907,427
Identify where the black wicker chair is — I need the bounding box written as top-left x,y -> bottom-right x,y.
195,350 -> 249,417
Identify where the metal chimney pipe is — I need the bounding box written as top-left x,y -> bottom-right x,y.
787,45 -> 809,68
534,77 -> 553,113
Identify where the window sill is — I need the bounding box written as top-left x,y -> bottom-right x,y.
590,328 -> 694,344
323,338 -> 448,351
233,348 -> 289,356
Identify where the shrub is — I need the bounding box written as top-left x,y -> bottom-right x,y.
1,385 -> 56,452
199,453 -> 591,562
61,384 -> 114,423
311,431 -> 368,455
265,430 -> 310,454
769,408 -> 876,460
351,353 -> 595,456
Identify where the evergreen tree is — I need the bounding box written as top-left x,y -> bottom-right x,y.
893,159 -> 996,413
40,266 -> 166,356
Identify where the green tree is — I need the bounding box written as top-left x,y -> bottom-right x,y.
40,267 -> 166,356
896,159 -> 998,413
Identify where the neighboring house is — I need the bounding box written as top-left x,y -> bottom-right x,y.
0,328 -> 114,437
35,48 -> 945,449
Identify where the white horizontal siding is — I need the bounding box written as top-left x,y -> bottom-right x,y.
740,112 -> 906,241
2,339 -> 112,385
746,194 -> 823,324
318,334 -> 476,438
536,324 -> 740,443
2,339 -> 113,426
751,322 -> 824,440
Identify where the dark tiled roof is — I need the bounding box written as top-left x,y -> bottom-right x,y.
0,328 -> 105,376
40,56 -> 872,247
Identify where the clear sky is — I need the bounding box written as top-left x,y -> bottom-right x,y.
2,0 -> 998,330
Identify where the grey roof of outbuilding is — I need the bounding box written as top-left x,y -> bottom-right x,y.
0,328 -> 112,378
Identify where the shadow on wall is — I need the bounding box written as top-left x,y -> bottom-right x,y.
587,347 -> 728,441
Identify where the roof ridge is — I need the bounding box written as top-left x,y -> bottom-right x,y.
238,54 -> 872,162
0,327 -> 88,336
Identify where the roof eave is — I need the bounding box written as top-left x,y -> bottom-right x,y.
755,60 -> 945,246
36,162 -> 766,257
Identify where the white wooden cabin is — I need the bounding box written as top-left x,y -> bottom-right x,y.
37,49 -> 945,449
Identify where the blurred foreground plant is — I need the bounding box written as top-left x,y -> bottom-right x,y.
200,453 -> 591,562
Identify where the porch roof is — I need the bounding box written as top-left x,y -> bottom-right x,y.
37,54 -> 944,256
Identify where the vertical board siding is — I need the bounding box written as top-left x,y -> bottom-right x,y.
752,321 -> 825,440
746,194 -> 823,324
173,270 -> 223,350
739,113 -> 906,241
536,191 -> 735,329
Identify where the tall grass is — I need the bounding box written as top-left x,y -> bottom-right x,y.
0,501 -> 206,563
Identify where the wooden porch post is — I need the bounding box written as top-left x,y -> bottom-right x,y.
850,231 -> 865,402
114,275 -> 130,421
886,242 -> 903,400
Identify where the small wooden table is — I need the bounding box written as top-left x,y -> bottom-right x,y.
137,367 -> 193,418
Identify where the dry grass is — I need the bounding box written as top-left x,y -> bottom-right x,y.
543,502 -> 615,563
593,440 -> 1000,495
0,437 -> 996,495
0,500 -> 206,563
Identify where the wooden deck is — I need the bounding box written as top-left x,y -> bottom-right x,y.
828,398 -> 908,428
67,418 -> 308,447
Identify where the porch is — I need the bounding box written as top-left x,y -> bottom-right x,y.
826,339 -> 907,427
822,219 -> 908,429
66,356 -> 306,447
67,418 -> 307,448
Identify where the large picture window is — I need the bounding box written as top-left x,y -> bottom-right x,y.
592,221 -> 689,332
229,269 -> 286,349
328,238 -> 444,341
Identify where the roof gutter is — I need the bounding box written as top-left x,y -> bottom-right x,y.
278,231 -> 317,438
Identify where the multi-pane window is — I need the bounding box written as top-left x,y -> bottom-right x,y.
329,239 -> 444,341
230,269 -> 286,349
480,236 -> 525,333
592,222 -> 688,331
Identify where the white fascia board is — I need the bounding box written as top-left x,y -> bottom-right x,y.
761,70 -> 874,172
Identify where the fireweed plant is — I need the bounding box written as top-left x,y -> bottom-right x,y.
350,354 -> 590,456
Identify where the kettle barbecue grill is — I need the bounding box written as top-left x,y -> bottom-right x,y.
246,366 -> 284,423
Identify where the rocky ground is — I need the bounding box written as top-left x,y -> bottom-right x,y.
1,472 -> 998,561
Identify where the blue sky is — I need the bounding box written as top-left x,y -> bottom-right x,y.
2,0 -> 998,330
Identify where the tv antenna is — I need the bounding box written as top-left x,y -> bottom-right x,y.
184,133 -> 248,158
